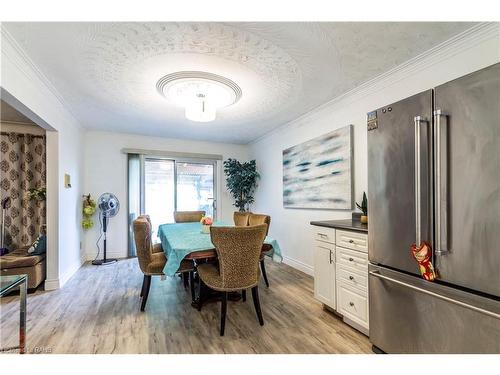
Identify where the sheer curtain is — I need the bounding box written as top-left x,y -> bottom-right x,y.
127,154 -> 140,257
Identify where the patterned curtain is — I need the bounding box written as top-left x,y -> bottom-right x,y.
0,132 -> 46,249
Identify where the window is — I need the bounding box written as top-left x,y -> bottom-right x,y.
128,154 -> 218,256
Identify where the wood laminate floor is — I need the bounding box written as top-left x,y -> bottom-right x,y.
0,258 -> 371,354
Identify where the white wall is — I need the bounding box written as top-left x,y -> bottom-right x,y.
249,24 -> 500,275
83,130 -> 249,260
0,121 -> 46,135
1,27 -> 85,289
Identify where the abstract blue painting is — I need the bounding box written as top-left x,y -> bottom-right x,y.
283,125 -> 353,209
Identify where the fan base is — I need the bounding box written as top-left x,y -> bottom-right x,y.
92,259 -> 117,266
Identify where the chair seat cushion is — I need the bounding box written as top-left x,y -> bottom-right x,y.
0,247 -> 46,269
197,263 -> 258,292
146,252 -> 167,274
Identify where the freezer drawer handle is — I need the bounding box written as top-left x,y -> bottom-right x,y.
433,109 -> 449,256
369,270 -> 500,320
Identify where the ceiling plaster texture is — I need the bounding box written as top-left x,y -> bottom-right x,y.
2,22 -> 476,143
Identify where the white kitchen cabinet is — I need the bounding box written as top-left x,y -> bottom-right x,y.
313,242 -> 336,309
312,223 -> 369,335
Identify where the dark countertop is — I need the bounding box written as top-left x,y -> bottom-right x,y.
310,219 -> 368,233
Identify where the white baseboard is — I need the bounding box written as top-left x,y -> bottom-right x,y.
283,256 -> 314,276
59,259 -> 85,288
44,278 -> 60,290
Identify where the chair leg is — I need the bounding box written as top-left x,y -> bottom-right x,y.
260,259 -> 270,288
251,286 -> 264,326
140,275 -> 152,311
140,275 -> 147,297
189,271 -> 196,302
220,292 -> 228,336
183,272 -> 189,288
242,289 -> 246,302
197,278 -> 205,311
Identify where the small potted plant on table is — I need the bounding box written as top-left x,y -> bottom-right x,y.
356,192 -> 368,224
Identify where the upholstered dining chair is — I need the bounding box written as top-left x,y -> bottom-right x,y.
233,211 -> 250,226
173,210 -> 206,223
133,216 -> 194,311
248,213 -> 272,288
137,215 -> 162,253
197,224 -> 268,336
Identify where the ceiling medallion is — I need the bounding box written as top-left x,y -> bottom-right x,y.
157,71 -> 242,122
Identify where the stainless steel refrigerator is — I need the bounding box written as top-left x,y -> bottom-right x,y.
367,62 -> 500,353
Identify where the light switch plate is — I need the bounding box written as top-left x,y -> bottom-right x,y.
64,173 -> 71,188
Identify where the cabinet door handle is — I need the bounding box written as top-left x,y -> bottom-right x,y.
349,302 -> 355,307
349,257 -> 354,262
348,239 -> 354,243
349,276 -> 354,280
329,250 -> 332,264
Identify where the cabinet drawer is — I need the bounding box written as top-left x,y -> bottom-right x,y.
336,246 -> 368,272
336,230 -> 367,253
337,283 -> 368,328
336,264 -> 368,290
314,227 -> 335,244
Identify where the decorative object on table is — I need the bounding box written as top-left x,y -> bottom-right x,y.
223,158 -> 260,212
200,215 -> 213,233
81,194 -> 97,229
410,241 -> 436,281
25,186 -> 46,201
92,193 -> 120,265
283,125 -> 353,209
356,191 -> 368,224
0,197 -> 11,255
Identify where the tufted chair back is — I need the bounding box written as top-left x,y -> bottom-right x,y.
210,224 -> 267,290
174,211 -> 206,223
248,213 -> 271,236
133,216 -> 153,274
233,211 -> 250,227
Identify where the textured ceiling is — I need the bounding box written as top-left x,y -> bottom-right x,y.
2,22 -> 476,143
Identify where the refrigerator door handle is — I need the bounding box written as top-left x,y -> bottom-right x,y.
369,270 -> 500,320
434,109 -> 448,255
414,116 -> 427,247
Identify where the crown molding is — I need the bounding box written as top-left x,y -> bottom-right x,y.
249,22 -> 500,145
1,26 -> 83,129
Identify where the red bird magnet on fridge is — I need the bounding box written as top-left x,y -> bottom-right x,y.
410,241 -> 436,281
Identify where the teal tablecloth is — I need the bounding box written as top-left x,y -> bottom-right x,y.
157,222 -> 283,276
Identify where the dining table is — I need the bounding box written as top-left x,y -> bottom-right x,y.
157,221 -> 283,277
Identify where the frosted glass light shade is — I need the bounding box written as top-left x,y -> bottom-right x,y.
157,72 -> 242,123
185,96 -> 216,122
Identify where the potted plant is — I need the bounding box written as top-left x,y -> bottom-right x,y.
200,215 -> 213,234
356,192 -> 368,224
82,194 -> 97,230
223,158 -> 260,212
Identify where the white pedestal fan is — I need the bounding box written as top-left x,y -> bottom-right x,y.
92,193 -> 119,265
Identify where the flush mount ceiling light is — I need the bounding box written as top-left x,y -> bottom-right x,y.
157,71 -> 242,122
